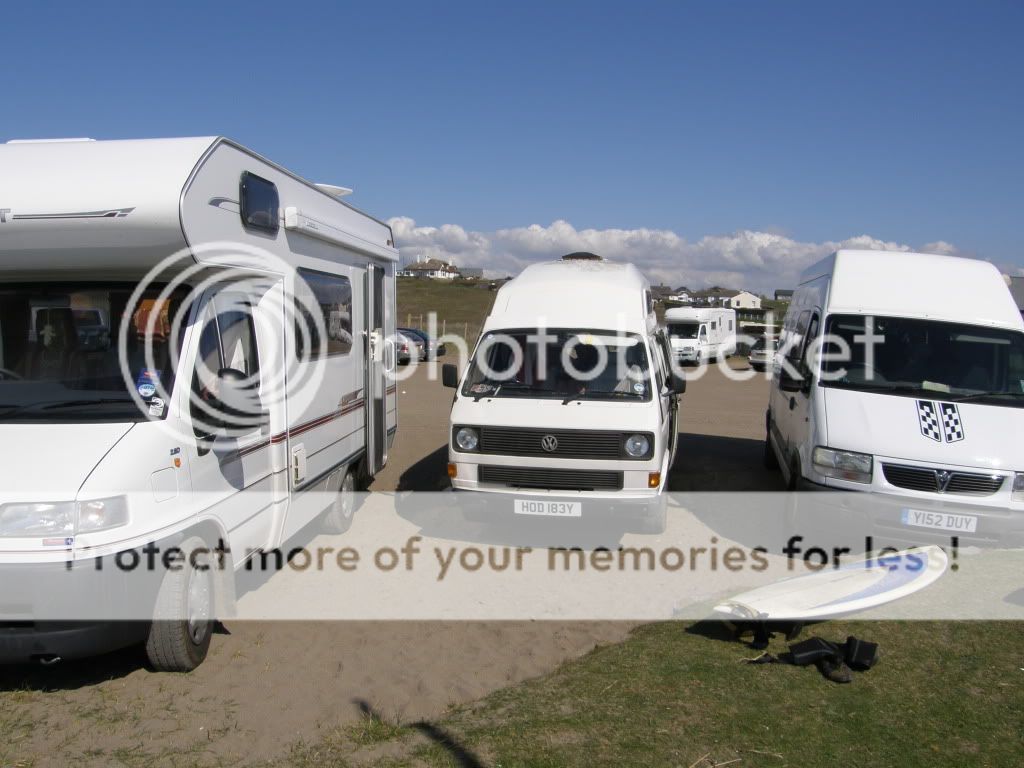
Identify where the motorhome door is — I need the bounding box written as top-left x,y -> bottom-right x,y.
365,263 -> 388,475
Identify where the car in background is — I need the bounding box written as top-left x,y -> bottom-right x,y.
396,331 -> 425,364
399,327 -> 446,359
748,336 -> 777,371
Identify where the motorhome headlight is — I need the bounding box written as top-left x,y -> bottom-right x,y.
0,501 -> 75,537
624,434 -> 651,458
455,427 -> 480,452
812,446 -> 873,484
77,496 -> 129,533
1012,473 -> 1024,503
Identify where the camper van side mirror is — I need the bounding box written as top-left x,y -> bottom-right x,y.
213,368 -> 266,431
442,363 -> 460,389
670,371 -> 687,395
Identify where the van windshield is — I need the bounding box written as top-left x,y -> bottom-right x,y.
667,322 -> 699,339
0,283 -> 189,421
463,329 -> 652,402
819,314 -> 1024,405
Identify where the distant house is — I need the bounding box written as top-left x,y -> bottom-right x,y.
692,287 -> 739,307
650,284 -> 674,301
774,289 -> 794,302
1010,277 -> 1024,316
729,291 -> 762,310
398,257 -> 460,280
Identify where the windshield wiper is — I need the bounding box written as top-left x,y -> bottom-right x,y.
946,391 -> 1024,403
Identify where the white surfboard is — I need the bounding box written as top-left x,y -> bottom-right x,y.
713,546 -> 949,622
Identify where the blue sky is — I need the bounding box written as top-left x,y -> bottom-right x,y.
3,1 -> 1022,290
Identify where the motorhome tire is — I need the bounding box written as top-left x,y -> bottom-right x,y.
322,469 -> 357,534
787,455 -> 802,491
763,429 -> 779,471
145,535 -> 214,672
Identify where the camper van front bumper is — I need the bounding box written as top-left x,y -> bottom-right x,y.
0,620 -> 147,664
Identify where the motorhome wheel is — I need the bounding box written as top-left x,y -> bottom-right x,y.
145,535 -> 215,672
322,469 -> 357,534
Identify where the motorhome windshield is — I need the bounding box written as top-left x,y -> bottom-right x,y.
0,283 -> 189,421
463,329 -> 652,401
819,314 -> 1024,405
667,322 -> 699,339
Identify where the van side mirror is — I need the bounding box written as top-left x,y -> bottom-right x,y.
441,363 -> 460,389
670,372 -> 686,395
213,368 -> 265,431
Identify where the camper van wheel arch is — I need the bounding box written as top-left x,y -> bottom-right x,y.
763,412 -> 779,471
322,467 -> 358,534
145,534 -> 216,672
786,453 -> 802,492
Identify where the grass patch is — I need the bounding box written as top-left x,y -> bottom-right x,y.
348,621 -> 1023,767
346,710 -> 408,747
397,278 -> 496,342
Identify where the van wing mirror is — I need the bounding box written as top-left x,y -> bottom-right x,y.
670,371 -> 686,395
441,363 -> 460,389
778,366 -> 805,393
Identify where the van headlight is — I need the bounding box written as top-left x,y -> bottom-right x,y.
624,434 -> 651,458
812,447 -> 873,484
1013,473 -> 1024,503
0,496 -> 129,538
454,427 -> 480,452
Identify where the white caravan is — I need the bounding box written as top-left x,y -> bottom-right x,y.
766,249 -> 1024,544
664,307 -> 737,363
0,137 -> 398,668
442,255 -> 685,532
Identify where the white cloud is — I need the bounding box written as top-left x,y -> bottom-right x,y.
388,217 -> 970,295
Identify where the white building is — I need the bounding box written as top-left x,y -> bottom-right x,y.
728,291 -> 762,310
398,256 -> 460,279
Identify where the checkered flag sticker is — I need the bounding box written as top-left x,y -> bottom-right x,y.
940,402 -> 965,443
917,400 -> 942,442
917,400 -> 965,443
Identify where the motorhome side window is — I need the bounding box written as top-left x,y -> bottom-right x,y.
239,172 -> 280,234
294,269 -> 353,360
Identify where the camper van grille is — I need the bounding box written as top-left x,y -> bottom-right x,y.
882,464 -> 1005,496
477,427 -> 644,460
478,466 -> 624,491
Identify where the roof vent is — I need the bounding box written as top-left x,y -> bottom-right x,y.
561,251 -> 603,261
315,183 -> 353,198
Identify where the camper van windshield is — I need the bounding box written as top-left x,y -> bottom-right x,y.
667,322 -> 700,340
0,283 -> 188,421
819,314 -> 1024,405
463,329 -> 652,402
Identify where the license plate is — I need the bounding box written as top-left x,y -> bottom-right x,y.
514,499 -> 582,518
901,508 -> 978,533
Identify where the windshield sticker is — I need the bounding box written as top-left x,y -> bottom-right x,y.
148,396 -> 166,417
135,369 -> 160,400
469,384 -> 494,395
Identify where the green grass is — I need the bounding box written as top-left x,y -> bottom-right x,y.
304,620 -> 1023,768
397,278 -> 496,342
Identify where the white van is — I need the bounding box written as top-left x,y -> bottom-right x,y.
0,137 -> 398,668
664,307 -> 737,363
442,255 -> 685,532
766,249 -> 1024,543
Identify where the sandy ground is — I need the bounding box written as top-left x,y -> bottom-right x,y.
0,358 -> 777,767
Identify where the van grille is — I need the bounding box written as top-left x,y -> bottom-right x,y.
882,464 -> 1005,496
478,465 -> 624,491
476,427 -> 647,460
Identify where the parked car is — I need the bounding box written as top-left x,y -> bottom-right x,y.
748,336 -> 777,371
396,331 -> 425,364
399,327 -> 446,359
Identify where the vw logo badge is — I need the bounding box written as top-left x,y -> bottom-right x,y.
540,434 -> 559,453
936,470 -> 952,492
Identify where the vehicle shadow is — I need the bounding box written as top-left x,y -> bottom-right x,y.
397,444 -> 451,492
354,699 -> 485,768
669,432 -> 785,492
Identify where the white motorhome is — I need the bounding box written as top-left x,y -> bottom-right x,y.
766,250 -> 1024,544
442,255 -> 685,532
664,306 -> 737,363
0,137 -> 398,668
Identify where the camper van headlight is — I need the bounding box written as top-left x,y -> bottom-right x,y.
0,501 -> 75,537
77,496 -> 129,533
812,446 -> 873,484
1012,473 -> 1024,503
624,434 -> 652,458
455,427 -> 480,452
